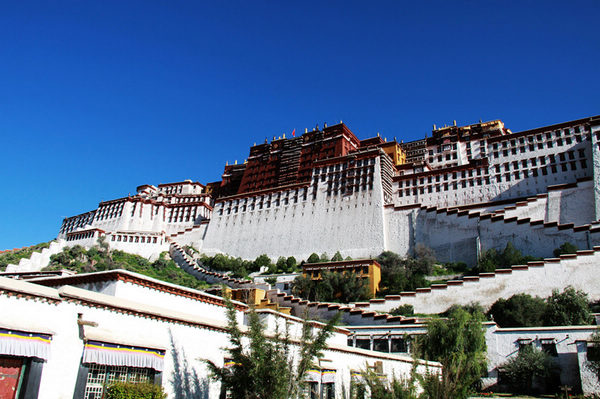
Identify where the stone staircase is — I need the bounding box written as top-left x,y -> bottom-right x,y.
5,240 -> 67,273
169,241 -> 255,289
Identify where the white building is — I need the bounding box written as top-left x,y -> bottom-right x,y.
345,321 -> 600,395
0,270 -> 440,399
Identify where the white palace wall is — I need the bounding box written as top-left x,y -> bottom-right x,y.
200,157 -> 388,261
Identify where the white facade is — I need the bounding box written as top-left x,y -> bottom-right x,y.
345,322 -> 600,393
0,271 -> 440,399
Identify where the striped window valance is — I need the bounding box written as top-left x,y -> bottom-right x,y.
321,369 -> 336,383
83,340 -> 165,371
305,369 -> 321,382
0,328 -> 52,360
305,368 -> 336,383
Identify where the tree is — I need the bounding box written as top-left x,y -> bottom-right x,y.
350,365 -> 418,399
419,307 -> 487,399
500,345 -> 557,394
285,256 -> 297,272
253,254 -> 273,272
275,257 -> 287,273
553,242 -> 578,257
205,299 -> 340,399
291,271 -> 371,303
543,286 -> 592,326
331,251 -> 343,261
473,242 -> 538,274
377,251 -> 409,295
307,253 -> 320,264
487,294 -> 547,327
319,253 -> 330,262
377,250 -> 432,296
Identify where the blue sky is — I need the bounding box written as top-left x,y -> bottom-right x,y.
1,1 -> 598,249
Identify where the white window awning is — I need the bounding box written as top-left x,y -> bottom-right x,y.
0,327 -> 52,360
82,326 -> 166,371
82,340 -> 165,371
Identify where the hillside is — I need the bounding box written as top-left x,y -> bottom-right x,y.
43,244 -> 210,290
0,242 -> 51,271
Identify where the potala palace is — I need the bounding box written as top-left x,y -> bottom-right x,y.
3,114 -> 600,398
55,114 -> 600,265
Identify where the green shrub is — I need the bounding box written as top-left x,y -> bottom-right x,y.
553,242 -> 578,257
500,345 -> 559,394
487,294 -> 547,327
105,382 -> 167,399
471,242 -> 538,275
390,304 -> 414,316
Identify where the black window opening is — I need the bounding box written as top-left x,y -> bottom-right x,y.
541,340 -> 558,357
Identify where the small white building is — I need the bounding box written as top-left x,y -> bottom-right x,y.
345,321 -> 600,394
0,270 -> 440,399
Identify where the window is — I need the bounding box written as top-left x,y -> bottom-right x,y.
391,338 -> 409,353
518,339 -> 532,353
373,339 -> 389,353
323,382 -> 335,399
541,340 -> 558,357
588,344 -> 600,361
304,382 -> 319,399
84,364 -> 154,399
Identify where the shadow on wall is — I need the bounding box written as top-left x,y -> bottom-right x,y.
169,331 -> 210,399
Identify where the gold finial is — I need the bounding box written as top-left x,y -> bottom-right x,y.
226,161 -> 229,166
283,133 -> 286,138
377,132 -> 380,137
235,160 -> 238,165
305,128 -> 308,133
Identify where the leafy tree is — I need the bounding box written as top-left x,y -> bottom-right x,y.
275,256 -> 287,273
412,244 -> 436,275
306,253 -> 320,264
377,251 -> 408,295
543,286 -> 592,326
376,250 -> 432,296
285,256 -> 297,272
331,251 -> 344,261
553,242 -> 578,257
472,242 -> 538,274
291,270 -> 371,303
350,365 -> 418,399
419,307 -> 487,399
205,299 -> 340,399
265,277 -> 277,286
319,253 -> 330,262
500,345 -> 558,394
487,294 -> 547,327
253,254 -> 273,272
389,304 -> 414,317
